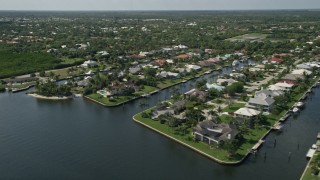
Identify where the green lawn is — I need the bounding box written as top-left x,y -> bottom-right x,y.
134,102 -> 273,163
301,153 -> 320,180
157,78 -> 185,89
134,86 -> 159,95
0,84 -> 5,92
87,93 -> 136,106
134,111 -> 237,162
223,103 -> 246,113
60,57 -> 83,65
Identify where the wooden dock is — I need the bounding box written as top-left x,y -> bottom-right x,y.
280,113 -> 290,122
251,140 -> 265,152
272,122 -> 283,130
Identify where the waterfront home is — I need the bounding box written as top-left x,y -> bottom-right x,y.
281,74 -> 304,84
158,71 -> 180,79
81,60 -> 98,68
198,60 -> 215,67
171,100 -> 187,113
185,64 -> 202,71
296,64 -> 312,70
255,89 -> 283,99
230,73 -> 246,80
216,78 -> 238,86
184,89 -> 208,102
206,83 -> 225,91
268,82 -> 294,92
246,96 -> 275,112
291,69 -> 312,76
152,109 -> 175,120
193,120 -> 239,144
151,104 -> 175,119
234,107 -> 261,118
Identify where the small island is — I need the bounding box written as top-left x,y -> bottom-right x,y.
28,81 -> 72,100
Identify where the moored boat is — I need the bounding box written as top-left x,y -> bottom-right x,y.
292,107 -> 299,113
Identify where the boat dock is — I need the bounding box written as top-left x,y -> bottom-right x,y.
306,149 -> 316,159
280,113 -> 290,122
272,122 -> 283,130
317,132 -> 320,139
251,140 -> 265,152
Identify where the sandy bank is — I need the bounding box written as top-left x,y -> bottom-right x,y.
27,93 -> 72,100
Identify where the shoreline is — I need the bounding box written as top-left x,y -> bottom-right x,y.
132,78 -> 320,165
133,114 -> 244,165
86,66 -> 224,107
27,93 -> 72,100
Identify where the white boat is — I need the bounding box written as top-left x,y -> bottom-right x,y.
295,102 -> 304,108
312,144 -> 317,149
306,148 -> 316,158
292,107 -> 299,113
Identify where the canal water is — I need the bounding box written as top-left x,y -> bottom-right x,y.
0,65 -> 319,179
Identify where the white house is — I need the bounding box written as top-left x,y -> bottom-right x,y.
291,69 -> 312,76
246,96 -> 275,112
81,60 -> 98,68
234,108 -> 261,118
185,64 -> 202,71
216,78 -> 238,86
269,82 -> 294,92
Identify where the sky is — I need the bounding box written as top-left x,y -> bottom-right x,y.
1,0 -> 320,11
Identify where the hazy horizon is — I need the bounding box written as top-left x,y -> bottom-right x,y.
1,0 -> 320,11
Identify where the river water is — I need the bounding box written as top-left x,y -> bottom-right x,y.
0,65 -> 319,180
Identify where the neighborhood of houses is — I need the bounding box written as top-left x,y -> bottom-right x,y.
146,53 -> 320,146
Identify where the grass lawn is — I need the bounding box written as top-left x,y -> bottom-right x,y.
134,111 -> 238,162
238,126 -> 269,155
0,84 -> 5,91
87,93 -> 136,106
60,57 -> 83,65
157,78 -> 185,89
133,99 -> 275,163
134,86 -> 159,95
223,103 -> 246,113
219,114 -> 233,123
301,153 -> 320,180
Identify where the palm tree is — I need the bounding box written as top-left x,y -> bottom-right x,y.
208,110 -> 218,121
217,106 -> 223,115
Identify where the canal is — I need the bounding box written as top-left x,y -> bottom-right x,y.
0,65 -> 319,179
